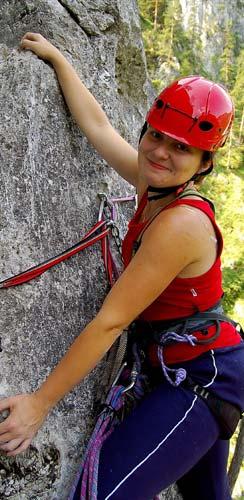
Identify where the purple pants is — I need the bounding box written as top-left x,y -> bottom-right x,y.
95,344 -> 244,500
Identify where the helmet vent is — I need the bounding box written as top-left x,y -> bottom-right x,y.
156,99 -> 164,109
199,121 -> 213,131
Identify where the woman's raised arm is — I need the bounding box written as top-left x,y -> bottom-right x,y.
20,33 -> 139,187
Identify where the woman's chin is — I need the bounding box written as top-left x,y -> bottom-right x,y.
142,171 -> 164,185
144,175 -> 172,189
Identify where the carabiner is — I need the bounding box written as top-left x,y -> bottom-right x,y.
111,361 -> 127,387
122,363 -> 138,394
98,193 -> 116,222
97,193 -> 107,221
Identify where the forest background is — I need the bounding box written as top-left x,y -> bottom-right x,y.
138,0 -> 243,323
137,1 -> 244,497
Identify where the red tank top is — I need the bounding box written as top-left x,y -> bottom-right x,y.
122,192 -> 241,364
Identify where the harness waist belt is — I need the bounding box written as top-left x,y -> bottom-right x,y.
132,303 -> 242,348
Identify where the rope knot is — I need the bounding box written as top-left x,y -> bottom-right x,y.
157,330 -> 197,387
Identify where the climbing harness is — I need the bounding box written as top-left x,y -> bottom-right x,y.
0,193 -> 135,290
69,300 -> 243,499
183,376 -> 242,440
130,307 -> 243,439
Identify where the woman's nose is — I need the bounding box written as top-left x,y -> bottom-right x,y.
153,141 -> 170,160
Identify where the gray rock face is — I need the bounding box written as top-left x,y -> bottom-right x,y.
0,1 -> 180,498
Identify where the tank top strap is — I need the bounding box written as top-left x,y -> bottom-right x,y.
167,198 -> 215,219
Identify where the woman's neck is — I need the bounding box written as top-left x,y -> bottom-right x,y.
141,192 -> 177,222
141,183 -> 196,222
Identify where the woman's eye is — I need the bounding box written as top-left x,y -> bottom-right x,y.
151,131 -> 161,139
176,142 -> 188,152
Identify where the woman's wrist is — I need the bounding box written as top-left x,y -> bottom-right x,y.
34,386 -> 57,414
50,50 -> 69,71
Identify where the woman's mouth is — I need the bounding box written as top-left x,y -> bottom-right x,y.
148,159 -> 169,171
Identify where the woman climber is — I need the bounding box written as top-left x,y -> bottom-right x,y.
0,33 -> 243,500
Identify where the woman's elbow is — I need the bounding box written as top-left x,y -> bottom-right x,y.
91,312 -> 128,341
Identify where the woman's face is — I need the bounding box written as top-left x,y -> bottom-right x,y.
138,127 -> 209,188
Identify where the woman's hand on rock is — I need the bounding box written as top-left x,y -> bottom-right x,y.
20,33 -> 61,64
0,393 -> 48,456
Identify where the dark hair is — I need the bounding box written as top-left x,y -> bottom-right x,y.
202,151 -> 212,163
139,122 -> 148,144
192,151 -> 214,182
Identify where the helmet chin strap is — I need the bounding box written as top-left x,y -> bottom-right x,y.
147,181 -> 190,201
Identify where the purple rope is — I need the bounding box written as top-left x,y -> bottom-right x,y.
158,331 -> 196,346
68,385 -> 125,500
111,195 -> 135,203
157,331 -> 197,387
68,344 -> 145,500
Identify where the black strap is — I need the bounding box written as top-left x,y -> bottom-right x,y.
188,311 -> 243,339
135,308 -> 237,332
133,307 -> 243,348
147,185 -> 181,201
184,376 -> 242,439
184,311 -> 236,325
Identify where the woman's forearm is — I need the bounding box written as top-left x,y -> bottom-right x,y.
36,318 -> 120,411
50,51 -> 110,139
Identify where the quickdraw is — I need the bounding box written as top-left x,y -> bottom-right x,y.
0,193 -> 135,290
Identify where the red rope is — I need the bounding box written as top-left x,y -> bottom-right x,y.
0,194 -> 135,289
0,220 -> 109,289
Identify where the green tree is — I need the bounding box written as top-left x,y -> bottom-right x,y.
231,49 -> 244,144
139,0 -> 166,23
183,0 -> 204,74
217,49 -> 244,173
219,20 -> 237,89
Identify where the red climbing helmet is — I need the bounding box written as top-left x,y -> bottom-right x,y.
146,76 -> 234,151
